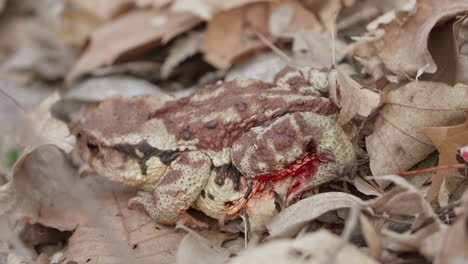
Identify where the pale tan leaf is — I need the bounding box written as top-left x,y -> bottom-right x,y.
175,226 -> 233,264
266,192 -> 366,237
171,0 -> 271,20
17,93 -> 75,153
453,15 -> 468,84
201,3 -> 269,69
201,0 -> 318,69
292,32 -> 345,68
360,214 -> 382,260
373,0 -> 468,78
135,0 -> 172,9
69,0 -> 133,21
66,8 -> 201,82
328,68 -> 381,125
419,110 -> 468,203
353,177 -> 383,197
228,230 -> 378,264
366,81 -> 468,187
269,0 -> 322,37
161,31 -> 203,79
434,191 -> 468,264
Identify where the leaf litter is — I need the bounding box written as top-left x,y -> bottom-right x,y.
0,0 -> 468,263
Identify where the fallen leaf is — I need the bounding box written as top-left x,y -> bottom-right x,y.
434,190 -> 468,264
69,0 -> 133,21
201,0 -> 319,69
171,0 -> 271,20
360,214 -> 383,260
353,177 -> 384,197
17,93 -> 75,153
225,52 -> 289,83
136,0 -> 172,9
175,226 -> 233,264
65,76 -> 168,102
52,179 -> 180,264
365,177 -> 447,260
201,3 -> 269,69
328,68 -> 381,125
291,32 -> 345,68
0,18 -> 77,83
266,192 -> 366,238
419,110 -> 468,203
269,0 -> 322,37
161,31 -> 203,79
366,81 -> 468,187
372,0 -> 468,78
228,229 -> 378,264
67,8 -> 201,82
453,14 -> 468,84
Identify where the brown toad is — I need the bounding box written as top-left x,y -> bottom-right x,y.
72,67 -> 356,228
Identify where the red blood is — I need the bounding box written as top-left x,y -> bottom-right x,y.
255,151 -> 321,199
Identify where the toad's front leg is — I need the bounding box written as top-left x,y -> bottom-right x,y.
128,151 -> 211,225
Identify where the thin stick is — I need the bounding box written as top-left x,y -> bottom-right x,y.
397,164 -> 467,176
250,28 -> 293,63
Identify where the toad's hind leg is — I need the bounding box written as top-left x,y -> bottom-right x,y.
128,151 -> 211,225
231,112 -> 356,201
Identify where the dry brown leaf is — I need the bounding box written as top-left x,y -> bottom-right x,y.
266,192 -> 366,237
136,0 -> 172,9
269,0 -> 322,37
69,0 -> 134,21
328,68 -> 381,125
51,180 -> 181,264
382,219 -> 447,260
175,226 -> 234,264
228,229 -> 378,264
45,176 -> 237,264
419,110 -> 468,203
201,3 -> 269,69
453,15 -> 468,84
201,0 -> 318,69
161,31 -> 203,79
434,191 -> 468,264
353,177 -> 384,197
366,81 -> 468,187
366,179 -> 447,260
373,0 -> 468,78
17,93 -> 75,153
172,0 -> 271,20
225,52 -> 289,83
67,8 -> 201,82
291,32 -> 345,68
360,214 -> 383,260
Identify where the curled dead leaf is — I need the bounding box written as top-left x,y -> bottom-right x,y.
419,110 -> 468,204
228,229 -> 378,264
372,0 -> 468,79
266,192 -> 366,238
328,68 -> 381,125
366,81 -> 468,188
67,8 -> 201,82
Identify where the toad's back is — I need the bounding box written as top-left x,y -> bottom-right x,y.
150,67 -> 340,152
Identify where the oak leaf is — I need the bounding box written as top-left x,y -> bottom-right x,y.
373,0 -> 468,79
66,8 -> 201,82
366,82 -> 468,187
419,110 -> 468,203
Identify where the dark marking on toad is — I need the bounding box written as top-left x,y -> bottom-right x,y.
112,141 -> 179,175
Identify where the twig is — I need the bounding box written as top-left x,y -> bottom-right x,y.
248,26 -> 293,64
397,164 -> 467,176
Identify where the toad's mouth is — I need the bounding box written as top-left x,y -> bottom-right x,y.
224,142 -> 337,216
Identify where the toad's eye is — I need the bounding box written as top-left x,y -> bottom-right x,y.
86,140 -> 100,153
